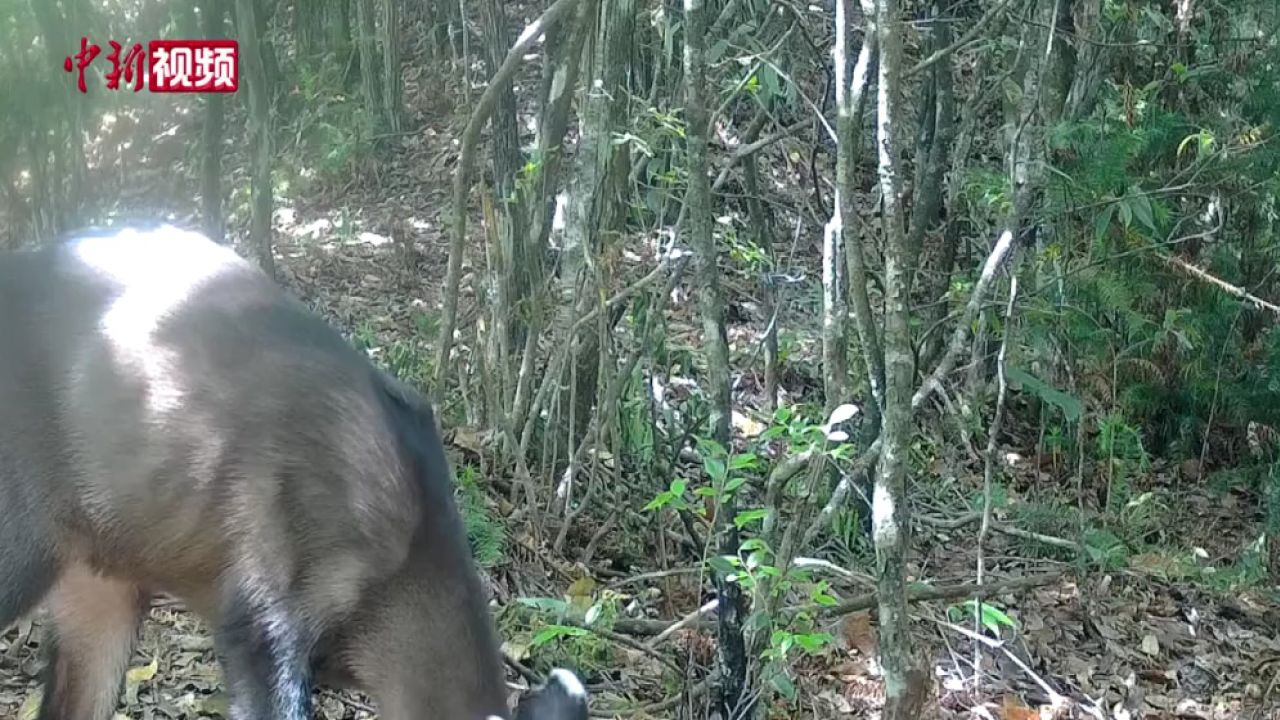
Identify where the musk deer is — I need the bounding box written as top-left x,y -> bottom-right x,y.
0,224 -> 587,720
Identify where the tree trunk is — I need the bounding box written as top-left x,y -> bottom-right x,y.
236,0 -> 276,277
558,0 -> 627,456
742,127 -> 777,412
202,0 -> 229,242
683,0 -> 746,715
871,0 -> 930,716
355,0 -> 385,128
479,0 -> 529,415
432,0 -> 584,397
524,0 -> 595,265
296,0 -> 322,56
904,0 -> 954,293
509,0 -> 599,438
841,1 -> 882,435
380,0 -> 404,132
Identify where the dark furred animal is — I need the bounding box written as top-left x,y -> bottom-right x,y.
0,225 -> 588,720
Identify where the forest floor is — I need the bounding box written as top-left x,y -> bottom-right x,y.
3,10 -> 1280,720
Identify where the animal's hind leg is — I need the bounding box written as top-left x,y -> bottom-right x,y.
37,563 -> 147,720
0,534 -> 57,631
0,481 -> 59,630
213,586 -> 314,720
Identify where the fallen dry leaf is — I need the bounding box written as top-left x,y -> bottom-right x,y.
840,611 -> 878,657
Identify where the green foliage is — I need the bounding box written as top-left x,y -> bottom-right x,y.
1197,536 -> 1270,592
1082,527 -> 1130,569
455,465 -> 507,568
352,307 -> 435,389
280,54 -> 378,192
1006,4 -> 1280,516
1010,501 -> 1081,560
947,600 -> 1018,638
1007,367 -> 1082,422
511,589 -> 621,677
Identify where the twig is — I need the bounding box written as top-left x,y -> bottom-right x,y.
906,0 -> 1018,78
922,511 -> 1082,551
711,121 -> 808,193
975,273 -> 1017,685
503,652 -> 542,685
936,619 -> 1068,708
792,557 -> 876,588
648,599 -> 719,649
1164,253 -> 1280,315
598,677 -> 708,716
605,566 -> 701,590
562,617 -> 684,675
795,569 -> 1066,618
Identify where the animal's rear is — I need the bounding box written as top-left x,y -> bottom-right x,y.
0,225 -> 584,720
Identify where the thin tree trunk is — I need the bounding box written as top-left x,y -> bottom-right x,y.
355,0 -> 385,127
432,0 -> 584,397
230,0 -> 280,97
842,1 -> 882,435
480,0 -> 527,409
904,0 -> 954,293
821,1 -> 856,410
871,0 -> 930,715
237,0 -> 275,277
920,39 -> 979,371
741,123 -> 777,412
202,0 -> 229,242
525,0 -> 596,268
557,0 -> 628,450
380,0 -> 403,132
296,0 -> 322,56
684,0 -> 746,715
507,7 -> 588,422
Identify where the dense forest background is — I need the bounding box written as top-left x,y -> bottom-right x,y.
1,0 -> 1280,718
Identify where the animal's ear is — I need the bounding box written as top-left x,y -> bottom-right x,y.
513,668 -> 589,720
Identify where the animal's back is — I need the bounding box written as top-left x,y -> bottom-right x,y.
0,227 -> 421,612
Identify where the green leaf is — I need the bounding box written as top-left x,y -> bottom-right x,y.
708,555 -> 738,575
725,476 -> 748,493
768,670 -> 798,699
703,456 -> 727,483
1007,367 -> 1083,422
760,65 -> 782,100
811,588 -> 839,606
643,490 -> 674,511
1094,203 -> 1115,243
1128,189 -> 1156,234
759,426 -> 785,441
793,632 -> 834,652
958,599 -> 1018,636
530,624 -> 589,647
734,508 -> 769,528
